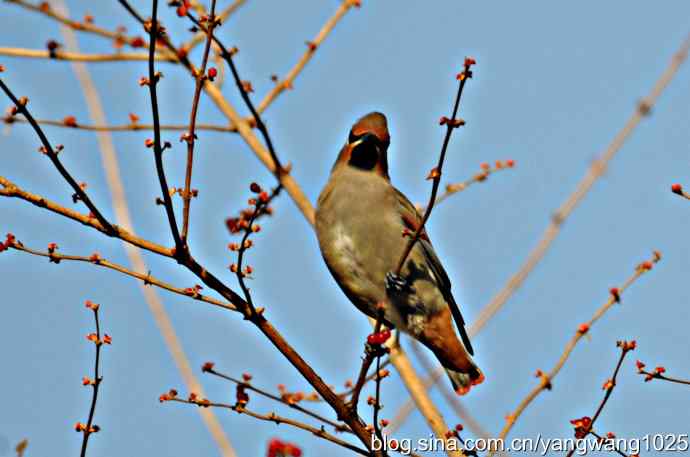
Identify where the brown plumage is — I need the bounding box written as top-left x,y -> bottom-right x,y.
315,112 -> 483,394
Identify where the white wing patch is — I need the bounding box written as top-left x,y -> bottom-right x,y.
332,224 -> 361,274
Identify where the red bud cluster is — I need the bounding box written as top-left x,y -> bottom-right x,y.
175,0 -> 191,17
74,422 -> 99,433
131,36 -> 146,48
569,416 -> 592,439
267,438 -> 302,457
183,284 -> 203,296
0,233 -> 16,253
616,340 -> 636,351
225,183 -> 276,235
609,287 -> 620,303
159,388 -> 178,402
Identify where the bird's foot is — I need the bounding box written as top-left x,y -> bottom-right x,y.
385,271 -> 414,295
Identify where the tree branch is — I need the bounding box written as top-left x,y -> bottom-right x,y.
181,1 -> 218,242
394,58 -> 474,275
146,0 -> 183,251
565,340 -> 637,457
493,252 -> 661,453
0,175 -> 172,257
468,33 -> 690,339
0,80 -> 116,235
0,47 -> 176,62
166,395 -> 369,456
6,240 -> 236,312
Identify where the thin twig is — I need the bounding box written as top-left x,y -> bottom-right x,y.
204,367 -> 350,433
4,0 -> 148,48
564,341 -> 636,457
0,80 -> 115,235
231,184 -> 281,314
493,252 -> 661,453
301,358 -> 392,402
373,346 -> 386,446
181,1 -> 218,242
0,47 -> 176,62
185,11 -> 285,176
637,366 -> 690,386
394,59 -> 474,275
146,0 -> 183,251
167,397 -> 369,456
468,34 -> 690,339
182,0 -> 246,52
5,116 -> 236,132
6,241 -> 236,312
255,0 -> 360,115
0,175 -> 171,256
349,311 -> 386,414
78,303 -> 107,457
431,160 -> 515,209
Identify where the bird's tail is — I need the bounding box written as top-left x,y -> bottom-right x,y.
445,365 -> 485,396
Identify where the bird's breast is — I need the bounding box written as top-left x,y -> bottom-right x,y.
315,169 -> 404,306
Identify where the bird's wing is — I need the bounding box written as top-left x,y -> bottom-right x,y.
393,187 -> 474,356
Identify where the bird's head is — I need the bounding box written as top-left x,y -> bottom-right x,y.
334,112 -> 391,179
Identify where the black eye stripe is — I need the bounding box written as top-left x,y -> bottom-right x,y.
348,131 -> 389,148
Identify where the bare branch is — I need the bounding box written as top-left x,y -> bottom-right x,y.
565,341 -> 637,457
0,175 -> 171,257
256,0 -> 360,115
4,0 -> 148,48
636,362 -> 690,386
76,301 -> 109,457
469,33 -> 690,338
394,59 -> 474,275
0,80 -> 116,234
430,160 -> 515,209
145,0 -> 183,251
493,252 -> 661,451
165,395 -> 369,456
204,366 -> 349,433
5,116 -> 236,132
182,0 -> 246,53
181,1 -> 218,242
0,47 -> 176,62
6,241 -> 236,312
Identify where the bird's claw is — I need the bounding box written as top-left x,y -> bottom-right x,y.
385,271 -> 413,294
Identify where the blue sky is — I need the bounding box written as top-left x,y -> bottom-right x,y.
1,1 -> 689,456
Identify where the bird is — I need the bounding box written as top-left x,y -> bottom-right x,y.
315,111 -> 483,395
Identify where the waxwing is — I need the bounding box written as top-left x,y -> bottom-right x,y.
315,112 -> 484,395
